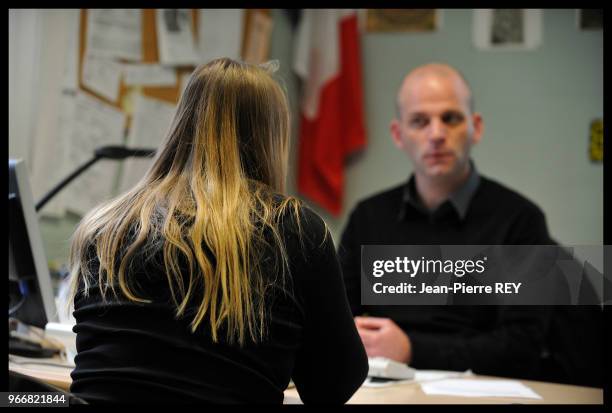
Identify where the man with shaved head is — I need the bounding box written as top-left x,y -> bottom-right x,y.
338,63 -> 556,380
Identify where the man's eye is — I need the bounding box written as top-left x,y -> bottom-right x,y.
410,117 -> 428,128
442,112 -> 464,125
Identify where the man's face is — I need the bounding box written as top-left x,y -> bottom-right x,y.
391,75 -> 483,180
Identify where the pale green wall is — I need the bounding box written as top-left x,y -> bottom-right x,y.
272,8 -> 603,247
38,9 -> 603,269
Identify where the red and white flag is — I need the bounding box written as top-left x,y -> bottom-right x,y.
294,10 -> 366,216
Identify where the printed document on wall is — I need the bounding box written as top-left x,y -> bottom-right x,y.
156,9 -> 199,66
123,63 -> 177,87
86,9 -> 142,61
119,94 -> 176,193
82,54 -> 123,103
198,9 -> 244,63
65,92 -> 126,216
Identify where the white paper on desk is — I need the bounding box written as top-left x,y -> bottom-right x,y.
421,379 -> 542,399
363,377 -> 414,388
118,94 -> 176,193
198,9 -> 244,63
65,92 -> 126,216
414,369 -> 472,382
156,9 -> 199,66
123,63 -> 177,87
362,369 -> 471,388
86,9 -> 142,61
82,54 -> 123,103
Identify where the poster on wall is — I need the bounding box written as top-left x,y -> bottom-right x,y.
473,9 -> 542,51
365,9 -> 439,32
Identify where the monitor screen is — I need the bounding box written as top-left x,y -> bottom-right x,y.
9,159 -> 58,328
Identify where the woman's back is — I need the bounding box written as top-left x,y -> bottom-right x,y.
70,204 -> 368,404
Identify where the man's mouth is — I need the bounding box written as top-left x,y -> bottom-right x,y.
424,152 -> 452,162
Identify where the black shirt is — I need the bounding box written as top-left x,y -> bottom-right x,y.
70,205 -> 368,404
338,167 -> 554,379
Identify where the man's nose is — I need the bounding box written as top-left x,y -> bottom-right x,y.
427,117 -> 447,144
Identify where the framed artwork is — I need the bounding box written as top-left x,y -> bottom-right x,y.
577,9 -> 603,30
473,9 -> 542,51
365,9 -> 439,32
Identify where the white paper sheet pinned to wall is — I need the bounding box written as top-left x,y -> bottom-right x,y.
118,94 -> 176,193
86,9 -> 142,61
82,54 -> 123,103
65,91 -> 126,216
123,63 -> 177,86
156,9 -> 199,66
198,9 -> 244,63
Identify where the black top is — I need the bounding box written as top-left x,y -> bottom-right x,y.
70,205 -> 368,404
339,169 -> 555,380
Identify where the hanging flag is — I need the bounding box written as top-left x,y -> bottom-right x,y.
294,9 -> 366,216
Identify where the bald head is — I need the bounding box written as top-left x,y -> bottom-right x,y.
395,63 -> 474,118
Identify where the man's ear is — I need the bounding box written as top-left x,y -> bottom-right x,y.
471,112 -> 484,145
390,119 -> 404,149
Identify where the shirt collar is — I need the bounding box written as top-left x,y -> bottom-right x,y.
398,161 -> 481,221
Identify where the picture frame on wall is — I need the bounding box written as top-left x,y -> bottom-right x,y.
364,9 -> 440,33
473,9 -> 542,51
577,9 -> 603,30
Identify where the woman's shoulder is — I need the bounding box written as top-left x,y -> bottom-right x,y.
272,196 -> 328,245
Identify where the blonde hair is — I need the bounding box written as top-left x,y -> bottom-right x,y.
68,58 -> 302,346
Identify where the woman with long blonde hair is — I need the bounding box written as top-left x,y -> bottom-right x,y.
67,58 -> 367,404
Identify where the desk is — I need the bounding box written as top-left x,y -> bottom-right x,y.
285,377 -> 603,404
9,357 -> 603,404
9,355 -> 74,392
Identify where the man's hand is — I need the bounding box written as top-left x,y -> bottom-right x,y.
355,316 -> 412,364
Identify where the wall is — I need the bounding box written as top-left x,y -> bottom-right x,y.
10,9 -> 603,268
9,9 -> 42,164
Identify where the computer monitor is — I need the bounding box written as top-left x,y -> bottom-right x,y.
9,159 -> 58,328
